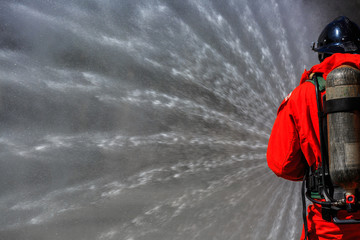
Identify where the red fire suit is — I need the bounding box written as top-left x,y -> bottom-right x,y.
267,53 -> 360,239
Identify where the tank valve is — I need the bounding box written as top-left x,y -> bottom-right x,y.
346,195 -> 356,204
346,194 -> 357,212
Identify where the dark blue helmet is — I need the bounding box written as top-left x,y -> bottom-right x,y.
312,16 -> 360,62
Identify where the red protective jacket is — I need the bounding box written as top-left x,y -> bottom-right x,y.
267,53 -> 360,239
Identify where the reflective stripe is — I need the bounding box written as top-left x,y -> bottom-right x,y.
311,192 -> 323,199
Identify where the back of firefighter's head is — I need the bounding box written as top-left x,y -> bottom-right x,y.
312,16 -> 360,62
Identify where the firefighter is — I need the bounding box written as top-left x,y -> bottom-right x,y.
267,16 -> 360,239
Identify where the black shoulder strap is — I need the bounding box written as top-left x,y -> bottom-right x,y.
306,75 -> 326,92
313,75 -> 334,202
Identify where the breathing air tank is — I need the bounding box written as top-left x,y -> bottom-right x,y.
326,66 -> 360,197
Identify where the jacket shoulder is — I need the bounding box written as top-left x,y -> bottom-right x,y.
277,81 -> 315,114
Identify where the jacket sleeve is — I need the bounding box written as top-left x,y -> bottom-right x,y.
267,95 -> 305,181
267,82 -> 319,181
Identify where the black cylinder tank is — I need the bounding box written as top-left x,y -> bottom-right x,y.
326,66 -> 360,193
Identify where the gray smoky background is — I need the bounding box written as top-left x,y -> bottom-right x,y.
0,1 -> 360,240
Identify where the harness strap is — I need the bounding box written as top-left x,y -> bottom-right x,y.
306,76 -> 326,92
325,97 -> 360,113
